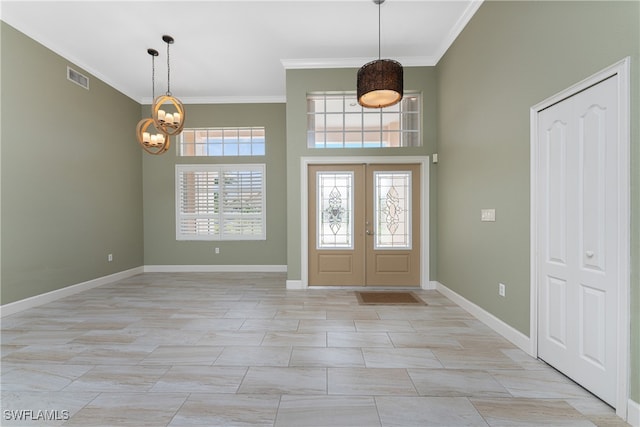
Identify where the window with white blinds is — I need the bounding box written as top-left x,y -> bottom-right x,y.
176,164 -> 266,240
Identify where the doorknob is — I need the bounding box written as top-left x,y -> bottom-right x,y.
366,230 -> 374,235
586,251 -> 594,258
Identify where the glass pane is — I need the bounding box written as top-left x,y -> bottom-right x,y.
251,127 -> 265,140
362,112 -> 381,130
324,113 -> 343,131
308,96 -> 325,113
381,130 -> 399,147
374,171 -> 411,249
363,131 -> 382,148
324,96 -> 343,113
401,95 -> 420,112
317,172 -> 353,249
344,113 -> 362,132
325,131 -> 343,147
252,143 -> 266,156
344,131 -> 363,148
382,112 -> 400,129
207,143 -> 222,156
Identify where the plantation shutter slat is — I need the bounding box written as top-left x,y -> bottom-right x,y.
176,164 -> 265,240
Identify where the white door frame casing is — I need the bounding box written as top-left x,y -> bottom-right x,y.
529,57 -> 631,417
297,156 -> 430,289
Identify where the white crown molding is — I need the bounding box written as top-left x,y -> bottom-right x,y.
432,0 -> 484,63
140,95 -> 286,105
281,56 -> 439,70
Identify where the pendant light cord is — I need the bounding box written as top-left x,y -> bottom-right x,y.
378,0 -> 381,60
166,41 -> 172,96
151,54 -> 156,100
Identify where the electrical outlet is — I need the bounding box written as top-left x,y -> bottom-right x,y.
498,283 -> 506,297
108,253 -> 113,262
215,247 -> 220,254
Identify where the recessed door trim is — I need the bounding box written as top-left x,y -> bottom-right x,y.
530,57 -> 630,417
300,156 -> 430,289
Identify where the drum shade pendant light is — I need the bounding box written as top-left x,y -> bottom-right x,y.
357,0 -> 403,108
136,48 -> 170,155
151,35 -> 186,137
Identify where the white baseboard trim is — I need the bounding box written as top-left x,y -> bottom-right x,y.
144,265 -> 287,273
435,281 -> 532,355
286,280 -> 305,290
0,267 -> 144,317
423,280 -> 438,290
628,399 -> 640,427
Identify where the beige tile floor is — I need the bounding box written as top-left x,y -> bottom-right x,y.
0,272 -> 628,426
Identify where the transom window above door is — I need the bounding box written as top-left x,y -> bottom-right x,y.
307,92 -> 421,149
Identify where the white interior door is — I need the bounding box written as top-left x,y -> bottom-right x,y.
537,75 -> 619,406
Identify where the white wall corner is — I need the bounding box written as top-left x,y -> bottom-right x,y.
628,399 -> 640,427
0,267 -> 144,317
286,280 -> 305,290
434,281 -> 533,355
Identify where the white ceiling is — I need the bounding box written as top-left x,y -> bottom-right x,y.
0,0 -> 482,104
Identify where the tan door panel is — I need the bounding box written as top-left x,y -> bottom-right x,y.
365,164 -> 420,286
308,164 -> 365,286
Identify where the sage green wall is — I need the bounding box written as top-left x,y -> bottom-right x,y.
436,1 -> 639,402
285,67 -> 438,282
142,103 -> 287,266
0,22 -> 144,305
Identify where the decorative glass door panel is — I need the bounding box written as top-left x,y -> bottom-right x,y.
317,172 -> 354,249
309,163 -> 420,287
373,171 -> 412,250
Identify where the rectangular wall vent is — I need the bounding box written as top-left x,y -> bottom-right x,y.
67,66 -> 89,90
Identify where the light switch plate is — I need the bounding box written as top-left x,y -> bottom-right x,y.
481,209 -> 496,222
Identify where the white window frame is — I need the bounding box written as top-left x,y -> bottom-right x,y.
307,91 -> 421,148
178,126 -> 266,157
175,164 -> 266,241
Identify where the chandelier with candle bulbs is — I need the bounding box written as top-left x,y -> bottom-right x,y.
135,35 -> 185,155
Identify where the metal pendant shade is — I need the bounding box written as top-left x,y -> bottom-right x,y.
357,0 -> 403,108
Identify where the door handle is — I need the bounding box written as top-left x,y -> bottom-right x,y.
366,230 -> 374,235
586,251 -> 594,258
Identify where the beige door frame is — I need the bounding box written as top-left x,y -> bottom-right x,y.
299,156 -> 430,289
